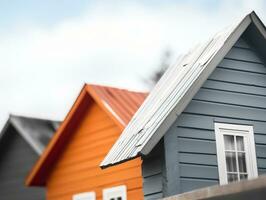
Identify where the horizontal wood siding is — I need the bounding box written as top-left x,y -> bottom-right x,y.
0,126 -> 45,200
166,37 -> 266,194
142,142 -> 164,200
46,101 -> 143,200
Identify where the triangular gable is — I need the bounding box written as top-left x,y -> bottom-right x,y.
26,84 -> 147,186
0,115 -> 59,155
101,11 -> 266,168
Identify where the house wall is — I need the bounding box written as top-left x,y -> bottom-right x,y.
142,36 -> 266,199
46,101 -> 143,200
0,125 -> 45,200
141,141 -> 165,200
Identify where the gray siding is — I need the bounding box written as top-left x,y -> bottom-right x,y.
0,125 -> 45,200
175,36 -> 266,194
142,141 -> 164,200
142,36 -> 266,198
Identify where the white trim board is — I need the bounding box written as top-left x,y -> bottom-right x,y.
72,192 -> 96,200
103,185 -> 127,200
215,123 -> 258,185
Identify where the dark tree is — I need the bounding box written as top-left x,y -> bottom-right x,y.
147,49 -> 172,87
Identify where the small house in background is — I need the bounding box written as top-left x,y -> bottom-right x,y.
26,84 -> 147,200
101,11 -> 266,199
0,115 -> 59,200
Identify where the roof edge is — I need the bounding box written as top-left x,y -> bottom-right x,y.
26,84 -> 89,186
0,114 -> 60,156
100,11 -> 259,168
10,117 -> 43,155
0,115 -> 12,142
250,11 -> 266,39
26,83 -> 138,186
85,85 -> 125,130
100,153 -> 140,169
9,113 -> 60,124
140,12 -> 253,156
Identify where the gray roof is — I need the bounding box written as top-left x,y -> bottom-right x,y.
101,11 -> 266,168
0,115 -> 60,155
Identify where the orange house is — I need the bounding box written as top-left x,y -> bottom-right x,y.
26,84 -> 147,200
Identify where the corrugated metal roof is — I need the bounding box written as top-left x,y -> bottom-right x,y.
26,84 -> 147,186
0,115 -> 60,155
88,84 -> 147,127
101,12 -> 265,168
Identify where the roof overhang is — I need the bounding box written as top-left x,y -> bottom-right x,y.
162,176 -> 266,200
26,85 -> 91,186
140,13 -> 254,156
101,11 -> 266,168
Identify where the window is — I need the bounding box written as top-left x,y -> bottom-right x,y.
72,192 -> 96,200
103,185 -> 126,200
215,123 -> 258,185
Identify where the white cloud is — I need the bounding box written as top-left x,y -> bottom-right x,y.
0,0 -> 265,127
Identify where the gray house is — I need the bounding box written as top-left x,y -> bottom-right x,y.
0,115 -> 59,200
101,12 -> 266,199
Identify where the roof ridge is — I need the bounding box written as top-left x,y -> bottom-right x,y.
101,11 -> 263,168
9,113 -> 60,123
85,83 -> 148,94
26,83 -> 147,186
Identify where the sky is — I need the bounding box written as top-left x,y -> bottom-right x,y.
0,0 -> 265,127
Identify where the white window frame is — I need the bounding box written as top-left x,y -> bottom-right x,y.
72,191 -> 96,200
103,185 -> 127,200
215,123 -> 258,185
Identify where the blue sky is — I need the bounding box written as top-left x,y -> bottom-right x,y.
0,1 -> 89,27
0,0 -> 237,31
0,0 -> 265,126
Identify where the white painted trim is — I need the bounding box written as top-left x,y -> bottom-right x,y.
103,185 -> 127,200
250,12 -> 266,39
215,123 -> 258,185
72,191 -> 96,200
102,100 -> 126,126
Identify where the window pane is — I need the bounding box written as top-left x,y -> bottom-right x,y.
238,152 -> 247,173
224,135 -> 235,150
236,136 -> 245,151
226,152 -> 237,172
240,174 -> 248,180
227,173 -> 238,183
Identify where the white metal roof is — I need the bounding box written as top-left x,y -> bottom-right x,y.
101,11 -> 266,168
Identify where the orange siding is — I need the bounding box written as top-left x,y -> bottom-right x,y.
46,102 -> 143,200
